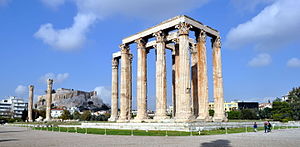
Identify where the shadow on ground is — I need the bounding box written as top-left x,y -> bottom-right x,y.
0,130 -> 25,133
201,139 -> 231,147
0,139 -> 19,143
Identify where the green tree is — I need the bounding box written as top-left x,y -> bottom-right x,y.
80,111 -> 91,121
287,87 -> 300,120
227,111 -> 241,119
259,108 -> 272,119
72,111 -> 81,120
59,110 -> 72,120
240,109 -> 258,120
272,101 -> 292,121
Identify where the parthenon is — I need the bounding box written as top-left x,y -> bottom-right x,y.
109,15 -> 227,122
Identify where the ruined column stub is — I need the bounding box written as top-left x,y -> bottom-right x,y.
28,85 -> 34,122
45,79 -> 53,121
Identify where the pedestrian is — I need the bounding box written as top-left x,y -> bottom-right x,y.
253,122 -> 258,132
268,121 -> 272,132
264,121 -> 268,133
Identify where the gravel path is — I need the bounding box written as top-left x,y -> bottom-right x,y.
1,126 -> 300,147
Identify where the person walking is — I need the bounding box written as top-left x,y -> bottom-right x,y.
268,121 -> 272,132
264,121 -> 268,133
253,122 -> 258,132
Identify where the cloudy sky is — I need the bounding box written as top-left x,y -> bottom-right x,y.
0,0 -> 299,110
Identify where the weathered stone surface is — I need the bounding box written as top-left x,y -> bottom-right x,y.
175,22 -> 194,122
28,85 -> 34,122
135,38 -> 148,121
212,37 -> 227,122
153,31 -> 168,120
45,79 -> 53,121
118,44 -> 130,122
108,58 -> 119,122
197,30 -> 210,121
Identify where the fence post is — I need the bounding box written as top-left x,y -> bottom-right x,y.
225,126 -> 228,134
104,128 -> 107,135
76,127 -> 78,133
59,127 -> 60,132
85,127 -> 87,134
131,128 -> 134,136
245,125 -> 248,133
165,130 -> 168,137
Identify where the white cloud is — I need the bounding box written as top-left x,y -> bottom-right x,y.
35,13 -> 96,51
287,58 -> 300,68
248,53 -> 271,67
15,85 -> 27,96
41,0 -> 65,9
40,72 -> 70,83
36,0 -> 209,51
225,0 -> 300,50
0,0 -> 10,6
94,86 -> 111,105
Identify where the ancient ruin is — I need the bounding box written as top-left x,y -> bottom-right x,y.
45,79 -> 53,121
27,85 -> 34,122
109,15 -> 227,122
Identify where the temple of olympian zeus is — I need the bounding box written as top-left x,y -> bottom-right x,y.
109,15 -> 227,123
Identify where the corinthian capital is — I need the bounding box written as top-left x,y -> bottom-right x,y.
128,53 -> 133,63
119,44 -> 129,54
29,85 -> 34,90
212,37 -> 221,48
47,79 -> 53,85
153,31 -> 166,43
135,38 -> 146,49
112,59 -> 119,69
176,22 -> 192,36
197,30 -> 206,43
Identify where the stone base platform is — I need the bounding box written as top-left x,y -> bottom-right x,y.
81,122 -> 267,132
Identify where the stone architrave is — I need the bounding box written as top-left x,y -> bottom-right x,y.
45,79 -> 53,121
153,31 -> 168,120
108,58 -> 119,121
191,44 -> 198,116
175,22 -> 194,121
197,30 -> 210,121
118,44 -> 130,122
28,85 -> 34,122
212,37 -> 227,122
128,54 -> 133,120
135,38 -> 148,121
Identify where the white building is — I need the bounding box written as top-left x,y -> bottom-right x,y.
51,109 -> 64,118
0,96 -> 27,118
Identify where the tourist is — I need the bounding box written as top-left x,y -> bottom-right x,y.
268,121 -> 272,132
253,122 -> 258,132
264,121 -> 268,133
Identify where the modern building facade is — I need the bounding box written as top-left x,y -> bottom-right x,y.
0,96 -> 27,118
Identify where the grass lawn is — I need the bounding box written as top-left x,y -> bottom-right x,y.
29,125 -> 299,136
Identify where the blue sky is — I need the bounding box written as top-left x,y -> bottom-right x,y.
0,0 -> 299,110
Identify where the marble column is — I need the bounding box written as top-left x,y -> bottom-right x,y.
212,37 -> 227,122
196,30 -> 209,121
135,38 -> 148,121
45,79 -> 53,121
108,58 -> 119,121
153,31 -> 168,120
128,54 -> 133,120
118,44 -> 130,121
172,42 -> 179,118
191,44 -> 199,116
175,22 -> 194,121
28,85 -> 34,122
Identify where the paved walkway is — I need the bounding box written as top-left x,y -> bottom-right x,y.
1,126 -> 300,147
